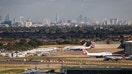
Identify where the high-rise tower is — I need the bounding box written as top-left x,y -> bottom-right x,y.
56,13 -> 58,23
4,14 -> 12,26
5,14 -> 10,21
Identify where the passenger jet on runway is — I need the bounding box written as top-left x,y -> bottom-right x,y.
82,47 -> 112,58
63,41 -> 95,51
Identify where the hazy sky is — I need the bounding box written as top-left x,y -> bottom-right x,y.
0,0 -> 132,21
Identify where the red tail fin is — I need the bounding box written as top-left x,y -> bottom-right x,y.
121,54 -> 126,59
90,41 -> 95,49
82,47 -> 88,55
83,42 -> 87,47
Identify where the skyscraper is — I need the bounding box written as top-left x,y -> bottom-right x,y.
3,14 -> 12,26
5,14 -> 10,21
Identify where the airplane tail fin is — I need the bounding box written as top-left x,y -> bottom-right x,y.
89,41 -> 95,49
83,42 -> 87,46
82,47 -> 89,55
121,54 -> 126,59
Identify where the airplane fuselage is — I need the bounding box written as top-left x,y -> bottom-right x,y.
103,55 -> 123,61
64,46 -> 92,51
87,52 -> 112,58
64,46 -> 84,51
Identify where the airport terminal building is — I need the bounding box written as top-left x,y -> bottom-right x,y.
124,41 -> 132,55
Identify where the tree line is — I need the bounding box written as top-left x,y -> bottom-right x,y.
0,25 -> 131,51
0,25 -> 132,41
0,39 -> 43,51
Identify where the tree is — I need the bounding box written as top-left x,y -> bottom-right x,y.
0,43 -> 3,49
28,39 -> 43,48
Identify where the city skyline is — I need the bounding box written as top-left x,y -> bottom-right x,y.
0,0 -> 132,21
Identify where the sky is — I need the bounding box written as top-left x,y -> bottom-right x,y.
0,0 -> 132,21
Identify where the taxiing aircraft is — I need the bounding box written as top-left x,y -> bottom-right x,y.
82,47 -> 112,58
63,42 -> 95,51
103,55 -> 132,61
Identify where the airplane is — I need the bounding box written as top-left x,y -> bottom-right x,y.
63,41 -> 95,51
82,47 -> 112,58
103,55 -> 132,61
21,69 -> 39,74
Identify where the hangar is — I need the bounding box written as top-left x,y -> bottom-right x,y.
124,41 -> 132,55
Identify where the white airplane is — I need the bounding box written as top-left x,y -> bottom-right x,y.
63,42 -> 95,51
82,47 -> 112,58
103,55 -> 132,61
